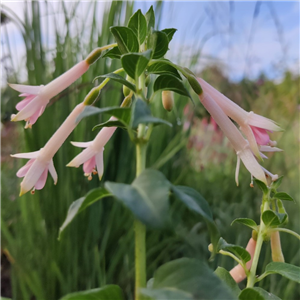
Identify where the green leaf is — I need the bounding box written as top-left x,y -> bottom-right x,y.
271,175 -> 284,190
59,285 -> 124,300
214,267 -> 240,296
102,47 -> 121,59
121,50 -> 152,81
153,74 -> 191,98
254,178 -> 269,194
110,26 -> 139,54
93,120 -> 127,131
95,72 -> 136,92
273,192 -> 294,202
105,169 -> 171,228
148,31 -> 169,59
152,258 -> 238,300
76,106 -> 131,125
263,262 -> 300,283
130,99 -> 172,129
147,61 -> 181,79
262,210 -> 287,227
239,287 -> 281,300
217,238 -> 251,264
128,9 -> 147,44
161,28 -> 177,42
145,6 -> 155,31
141,288 -> 194,300
58,188 -> 110,240
231,218 -> 258,231
171,185 -> 219,253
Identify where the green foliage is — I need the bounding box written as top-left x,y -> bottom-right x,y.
239,287 -> 281,300
262,210 -> 287,227
128,9 -> 147,45
231,218 -> 258,231
214,267 -> 241,296
273,192 -> 294,202
147,61 -> 181,79
110,26 -> 139,54
262,262 -> 300,283
95,73 -> 136,92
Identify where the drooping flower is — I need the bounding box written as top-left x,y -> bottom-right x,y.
198,91 -> 269,185
198,78 -> 282,159
67,120 -> 117,180
11,103 -> 86,195
10,60 -> 90,128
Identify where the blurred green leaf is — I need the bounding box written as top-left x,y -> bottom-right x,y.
262,210 -> 287,227
121,50 -> 152,80
273,192 -> 294,202
217,238 -> 251,264
214,267 -> 240,296
59,285 -> 124,300
102,47 -> 122,59
262,262 -> 300,283
161,28 -> 177,42
254,179 -> 269,194
271,176 -> 284,190
171,185 -> 219,252
93,120 -> 127,131
145,6 -> 155,31
231,218 -> 258,231
110,26 -> 139,54
148,31 -> 169,59
239,287 -> 281,300
105,169 -> 170,228
128,9 -> 147,44
58,188 -> 110,240
151,258 -> 237,299
95,73 -> 136,92
141,288 -> 194,300
153,74 -> 191,98
147,61 -> 181,79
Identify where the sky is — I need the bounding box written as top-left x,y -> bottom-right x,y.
1,1 -> 299,83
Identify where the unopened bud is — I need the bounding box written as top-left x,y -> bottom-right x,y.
145,75 -> 150,87
252,229 -> 258,241
182,67 -> 203,95
208,243 -> 213,253
84,87 -> 101,105
85,48 -> 102,65
121,94 -> 133,108
162,91 -> 174,111
123,75 -> 134,97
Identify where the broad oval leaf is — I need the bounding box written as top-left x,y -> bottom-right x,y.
76,106 -> 131,126
262,210 -> 287,227
161,28 -> 177,42
58,188 -> 110,240
214,267 -> 240,297
105,169 -> 171,228
152,258 -> 238,300
147,61 -> 181,79
217,238 -> 251,264
271,176 -> 284,190
121,50 -> 152,80
59,285 -> 124,300
274,192 -> 294,202
263,262 -> 300,283
141,288 -> 194,300
128,9 -> 147,44
171,185 -> 219,253
148,31 -> 169,59
145,6 -> 155,31
231,218 -> 258,231
110,26 -> 139,54
94,73 -> 136,92
102,47 -> 121,59
239,287 -> 281,300
153,74 -> 191,98
254,178 -> 269,194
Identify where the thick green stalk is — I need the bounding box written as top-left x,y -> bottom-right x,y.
134,137 -> 147,300
246,197 -> 269,287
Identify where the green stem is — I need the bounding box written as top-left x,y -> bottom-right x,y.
246,197 -> 269,287
134,138 -> 147,300
219,250 -> 249,276
270,228 -> 300,241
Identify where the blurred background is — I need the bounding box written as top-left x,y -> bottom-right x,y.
1,1 -> 299,299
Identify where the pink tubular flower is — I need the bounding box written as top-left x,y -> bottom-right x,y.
11,103 -> 86,195
10,60 -> 90,128
198,78 -> 282,159
67,119 -> 117,180
199,91 -> 271,185
230,238 -> 257,283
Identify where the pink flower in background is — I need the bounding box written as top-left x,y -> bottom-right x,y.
10,60 -> 89,128
198,78 -> 281,159
67,119 -> 117,180
11,103 -> 86,195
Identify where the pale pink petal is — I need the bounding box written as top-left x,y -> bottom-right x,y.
28,108 -> 42,125
250,126 -> 270,145
95,149 -> 104,180
71,141 -> 93,148
235,156 -> 241,186
9,83 -> 42,94
48,159 -> 58,184
259,146 -> 283,152
259,152 -> 268,159
67,147 -> 96,168
16,159 -> 35,177
11,150 -> 40,159
34,168 -> 49,190
83,156 -> 96,174
248,114 -> 282,132
240,125 -> 262,159
93,125 -> 117,149
16,95 -> 36,111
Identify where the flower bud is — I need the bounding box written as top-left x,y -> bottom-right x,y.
145,75 -> 150,87
271,231 -> 285,262
162,91 -> 174,112
85,48 -> 102,65
182,67 -> 203,95
84,87 -> 101,105
123,75 -> 134,97
208,243 -> 213,253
